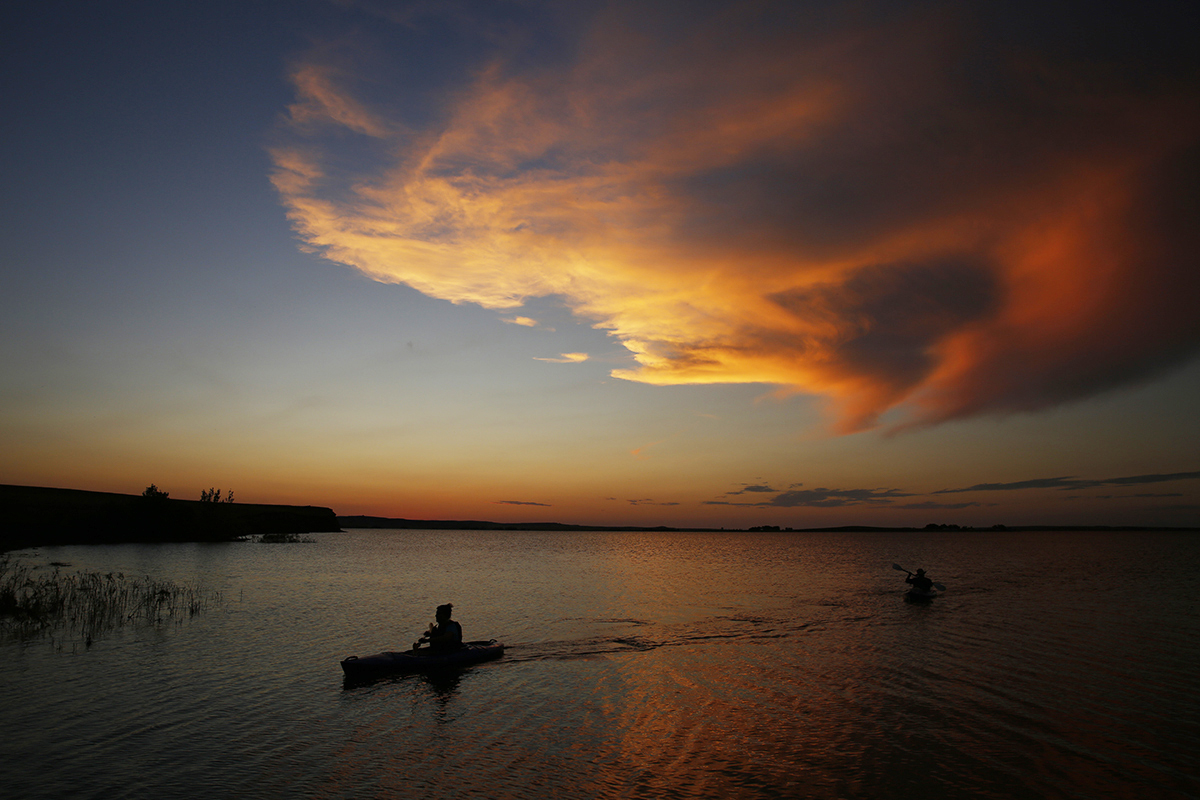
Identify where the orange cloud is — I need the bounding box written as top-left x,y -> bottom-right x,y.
630,441 -> 664,460
533,353 -> 589,363
271,2 -> 1200,432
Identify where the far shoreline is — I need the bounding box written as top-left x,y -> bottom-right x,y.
336,515 -> 1199,534
2,484 -> 1195,552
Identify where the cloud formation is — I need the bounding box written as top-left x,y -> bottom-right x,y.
714,468 -> 1198,510
725,484 -> 780,495
898,501 -> 983,511
936,470 -> 1200,494
272,1 -> 1200,432
532,352 -> 589,363
708,485 -> 914,508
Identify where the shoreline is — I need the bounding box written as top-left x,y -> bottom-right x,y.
0,484 -> 339,552
338,515 -> 1199,534
2,484 -> 1194,551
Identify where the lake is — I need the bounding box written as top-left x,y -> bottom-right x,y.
1,529 -> 1197,799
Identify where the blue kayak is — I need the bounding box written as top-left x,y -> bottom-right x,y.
341,640 -> 504,678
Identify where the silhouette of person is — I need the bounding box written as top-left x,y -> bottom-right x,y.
413,603 -> 463,653
906,569 -> 934,592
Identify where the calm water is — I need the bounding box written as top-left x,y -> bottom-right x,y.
1,529 -> 1197,799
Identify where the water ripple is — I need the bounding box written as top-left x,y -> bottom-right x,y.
3,530 -> 1199,799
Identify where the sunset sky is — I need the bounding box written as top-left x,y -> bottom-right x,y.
3,0 -> 1198,528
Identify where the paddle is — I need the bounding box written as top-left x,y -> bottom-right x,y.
412,621 -> 436,652
892,563 -> 946,591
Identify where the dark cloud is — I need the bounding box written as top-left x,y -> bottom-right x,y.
1090,492 -> 1187,501
771,258 -> 999,398
936,476 -> 1082,493
898,501 -> 983,510
766,488 -> 914,508
276,1 -> 1200,432
936,470 -> 1200,493
711,486 -> 914,508
1104,471 -> 1200,486
726,484 -> 779,495
495,500 -> 552,506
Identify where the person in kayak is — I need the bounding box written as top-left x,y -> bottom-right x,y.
906,569 -> 934,592
412,603 -> 463,653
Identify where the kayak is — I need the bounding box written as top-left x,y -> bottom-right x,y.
341,640 -> 504,678
905,588 -> 938,602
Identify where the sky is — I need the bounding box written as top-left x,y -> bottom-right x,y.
2,0 -> 1199,529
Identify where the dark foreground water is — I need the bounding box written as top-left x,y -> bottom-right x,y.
1,529 -> 1197,799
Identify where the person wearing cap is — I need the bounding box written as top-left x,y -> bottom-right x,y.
412,603 -> 463,653
905,569 -> 934,593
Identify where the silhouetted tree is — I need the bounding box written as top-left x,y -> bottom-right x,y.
142,484 -> 169,500
200,488 -> 234,503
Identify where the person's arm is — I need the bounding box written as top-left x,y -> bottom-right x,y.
414,622 -> 435,648
426,623 -> 460,646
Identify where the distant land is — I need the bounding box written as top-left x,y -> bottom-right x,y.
337,515 -> 730,532
1,485 -> 1194,552
0,484 -> 339,552
337,515 -> 1198,534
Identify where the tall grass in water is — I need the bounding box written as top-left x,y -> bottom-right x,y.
0,554 -> 221,646
256,532 -> 314,543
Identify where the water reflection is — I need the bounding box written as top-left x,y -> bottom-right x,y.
342,667 -> 464,716
421,669 -> 463,713
5,530 -> 1199,800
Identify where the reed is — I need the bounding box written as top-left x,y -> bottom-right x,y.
256,532 -> 314,543
0,554 -> 221,645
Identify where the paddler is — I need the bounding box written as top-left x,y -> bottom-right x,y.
905,569 -> 934,592
412,603 -> 464,653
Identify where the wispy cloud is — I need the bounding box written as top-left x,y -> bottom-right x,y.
494,499 -> 551,507
765,488 -> 915,508
898,501 -> 983,511
709,485 -> 914,508
627,498 -> 680,506
503,316 -> 540,327
533,352 -> 589,363
936,471 -> 1200,494
272,2 -> 1200,433
285,62 -> 393,138
630,441 -> 664,460
1103,472 -> 1200,487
